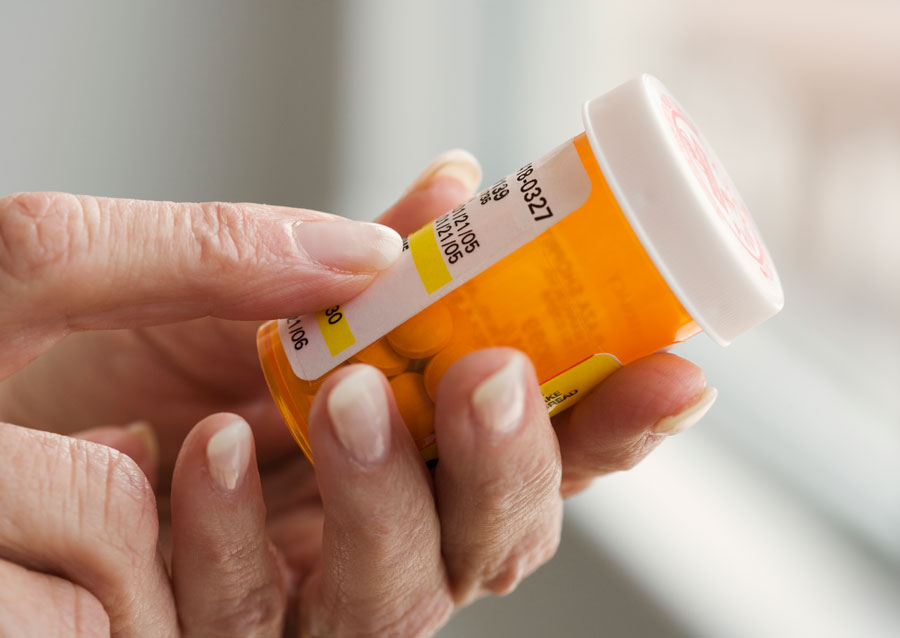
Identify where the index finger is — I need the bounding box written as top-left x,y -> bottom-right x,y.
0,192 -> 402,375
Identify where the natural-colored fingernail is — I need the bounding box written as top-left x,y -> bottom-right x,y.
206,417 -> 253,490
294,220 -> 403,272
124,420 -> 158,468
653,386 -> 718,436
327,366 -> 390,467
407,149 -> 482,195
471,355 -> 526,436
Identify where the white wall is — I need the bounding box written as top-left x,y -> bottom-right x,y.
4,2 -> 899,636
0,1 -> 341,209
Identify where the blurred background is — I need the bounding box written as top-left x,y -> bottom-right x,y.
2,1 -> 898,635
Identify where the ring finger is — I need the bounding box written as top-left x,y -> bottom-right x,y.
432,348 -> 563,604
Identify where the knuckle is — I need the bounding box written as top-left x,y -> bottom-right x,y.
203,580 -> 285,636
184,538 -> 286,634
66,440 -> 158,559
193,202 -> 259,266
0,192 -> 94,287
534,509 -> 563,566
483,561 -> 523,596
483,502 -> 562,598
376,594 -> 453,638
313,522 -> 452,636
317,585 -> 451,638
475,452 -> 561,522
448,457 -> 563,602
603,432 -> 663,473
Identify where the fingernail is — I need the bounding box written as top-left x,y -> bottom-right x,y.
471,355 -> 526,436
124,420 -> 158,468
294,220 -> 403,273
653,387 -> 718,436
206,417 -> 253,490
407,149 -> 482,195
327,366 -> 390,467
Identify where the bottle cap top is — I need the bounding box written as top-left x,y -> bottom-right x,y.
583,75 -> 784,345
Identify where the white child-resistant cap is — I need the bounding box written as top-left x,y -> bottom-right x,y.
582,74 -> 784,345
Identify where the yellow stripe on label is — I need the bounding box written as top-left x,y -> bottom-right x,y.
540,353 -> 622,418
408,224 -> 452,294
316,306 -> 355,357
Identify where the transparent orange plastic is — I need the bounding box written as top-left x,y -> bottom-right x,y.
257,134 -> 700,464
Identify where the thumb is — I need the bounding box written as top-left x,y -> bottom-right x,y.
0,192 -> 402,374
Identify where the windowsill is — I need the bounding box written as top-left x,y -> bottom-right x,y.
566,427 -> 900,637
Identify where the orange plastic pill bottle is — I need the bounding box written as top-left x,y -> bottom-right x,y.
257,75 -> 784,465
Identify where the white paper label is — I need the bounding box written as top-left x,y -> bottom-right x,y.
279,140 -> 592,380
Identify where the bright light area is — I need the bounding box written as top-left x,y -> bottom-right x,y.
2,1 -> 896,635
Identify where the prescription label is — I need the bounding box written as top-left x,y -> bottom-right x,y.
540,353 -> 622,418
279,140 -> 592,380
315,305 -> 355,356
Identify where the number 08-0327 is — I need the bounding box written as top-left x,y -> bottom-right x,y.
516,163 -> 554,222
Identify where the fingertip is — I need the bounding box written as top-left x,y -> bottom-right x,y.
435,347 -> 537,405
124,420 -> 159,464
173,412 -> 260,500
179,411 -> 251,453
434,347 -> 541,440
406,149 -> 482,196
308,364 -> 393,469
584,354 -> 705,428
620,352 -> 708,416
205,416 -> 253,491
293,218 -> 403,274
556,353 -> 710,484
433,348 -> 557,481
306,363 -> 434,520
323,365 -> 392,467
653,385 -> 718,436
377,150 -> 483,235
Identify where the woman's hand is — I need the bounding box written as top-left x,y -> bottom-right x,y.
0,187 -> 405,635
289,346 -> 711,636
0,421 -> 174,636
0,152 -> 714,636
0,191 -> 408,475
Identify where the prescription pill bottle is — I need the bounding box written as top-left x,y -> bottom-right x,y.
257,75 -> 784,465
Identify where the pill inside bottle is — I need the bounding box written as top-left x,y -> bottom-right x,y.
257,74 -> 784,466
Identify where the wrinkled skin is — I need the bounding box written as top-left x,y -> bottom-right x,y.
0,170 -> 706,636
